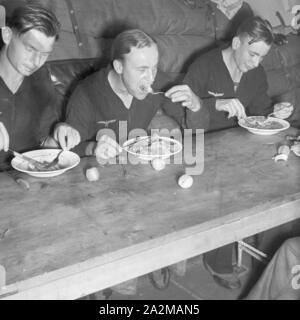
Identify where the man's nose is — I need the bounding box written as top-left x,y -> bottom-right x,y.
145,69 -> 155,82
30,52 -> 41,67
252,56 -> 260,68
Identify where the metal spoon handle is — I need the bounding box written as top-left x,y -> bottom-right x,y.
267,112 -> 276,118
42,150 -> 63,169
9,148 -> 45,169
151,91 -> 164,95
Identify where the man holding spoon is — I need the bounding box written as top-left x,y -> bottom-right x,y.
0,4 -> 80,170
63,29 -> 208,161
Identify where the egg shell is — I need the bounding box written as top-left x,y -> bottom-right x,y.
178,174 -> 193,189
151,158 -> 166,171
16,178 -> 30,190
278,145 -> 290,156
86,167 -> 100,181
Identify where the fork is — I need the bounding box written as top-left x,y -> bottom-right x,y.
150,91 -> 165,95
123,136 -> 150,149
43,150 -> 64,169
267,112 -> 276,118
140,85 -> 164,95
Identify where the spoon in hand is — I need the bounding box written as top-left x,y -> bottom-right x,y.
9,148 -> 46,170
43,150 -> 64,169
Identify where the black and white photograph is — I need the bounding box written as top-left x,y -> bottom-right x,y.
0,0 -> 299,306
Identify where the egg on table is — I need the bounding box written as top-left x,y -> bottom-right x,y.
151,158 -> 166,171
178,174 -> 193,189
85,167 -> 100,181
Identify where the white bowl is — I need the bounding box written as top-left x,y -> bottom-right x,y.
11,149 -> 80,178
122,136 -> 182,161
238,116 -> 290,135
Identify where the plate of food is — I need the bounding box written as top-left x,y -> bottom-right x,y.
238,116 -> 290,135
122,134 -> 182,161
11,149 -> 80,177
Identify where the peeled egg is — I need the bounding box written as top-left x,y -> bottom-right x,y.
85,167 -> 100,182
151,158 -> 166,171
178,174 -> 193,189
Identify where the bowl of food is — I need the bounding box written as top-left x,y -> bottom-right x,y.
238,116 -> 290,135
122,134 -> 182,161
11,149 -> 80,177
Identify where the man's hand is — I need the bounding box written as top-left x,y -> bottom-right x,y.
0,122 -> 9,152
165,85 -> 201,112
216,98 -> 246,120
53,122 -> 81,150
273,102 -> 294,119
95,134 -> 122,161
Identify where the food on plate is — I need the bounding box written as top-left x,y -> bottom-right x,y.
86,167 -> 100,181
243,116 -> 285,130
11,149 -> 80,178
151,158 -> 166,171
126,134 -> 180,157
27,161 -> 61,172
178,174 -> 193,189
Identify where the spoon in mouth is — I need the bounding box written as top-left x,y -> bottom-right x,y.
150,91 -> 164,95
140,85 -> 164,95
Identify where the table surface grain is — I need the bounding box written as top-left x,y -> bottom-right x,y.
0,127 -> 299,299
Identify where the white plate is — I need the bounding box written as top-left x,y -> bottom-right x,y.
122,135 -> 182,161
11,149 -> 80,177
238,116 -> 290,135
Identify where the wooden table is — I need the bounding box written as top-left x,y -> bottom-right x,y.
0,127 -> 299,299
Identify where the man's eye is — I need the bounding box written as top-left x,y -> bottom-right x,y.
40,52 -> 49,59
26,46 -> 34,52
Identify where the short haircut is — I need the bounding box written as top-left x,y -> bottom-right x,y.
110,29 -> 156,61
7,4 -> 60,40
236,16 -> 274,46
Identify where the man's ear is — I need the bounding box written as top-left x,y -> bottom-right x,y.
0,5 -> 5,28
232,36 -> 241,50
1,27 -> 13,45
112,59 -> 123,74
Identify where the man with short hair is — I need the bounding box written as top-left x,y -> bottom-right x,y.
64,28 -> 208,160
0,4 -> 80,170
63,27 -> 208,296
173,16 -> 293,290
167,16 -> 277,131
